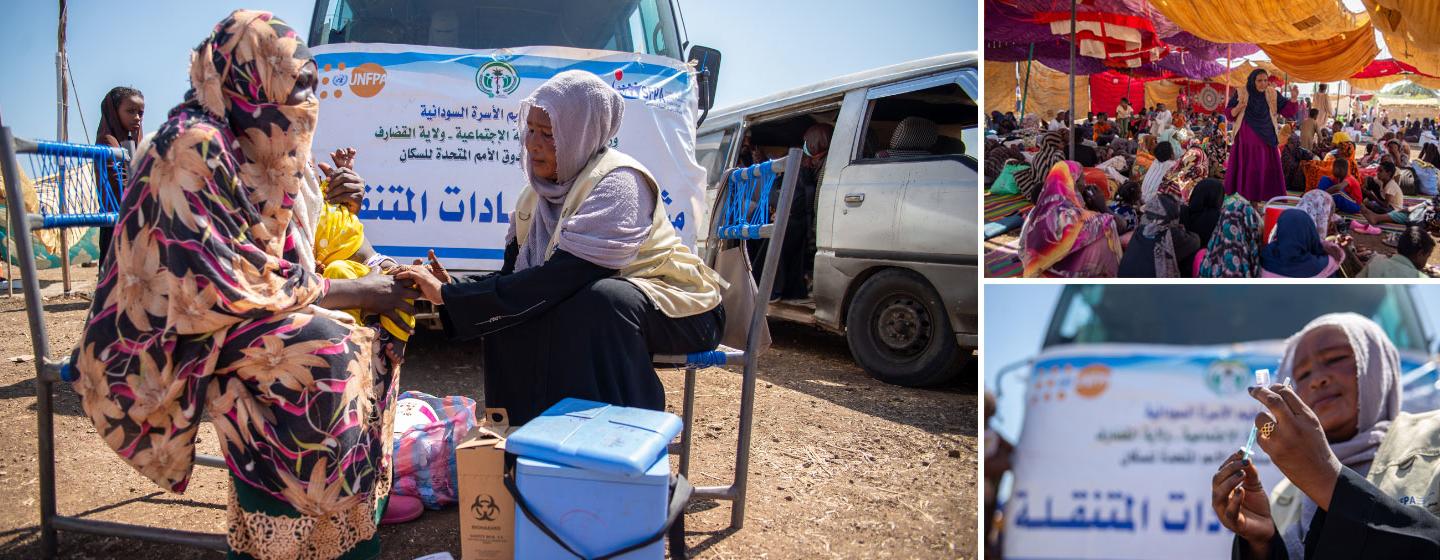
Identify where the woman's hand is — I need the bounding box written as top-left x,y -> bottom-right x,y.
355,267 -> 420,331
315,160 -> 365,213
396,266 -> 445,306
1212,450 -> 1275,557
411,249 -> 452,284
1250,383 -> 1345,510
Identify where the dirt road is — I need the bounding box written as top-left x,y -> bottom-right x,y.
0,266 -> 977,559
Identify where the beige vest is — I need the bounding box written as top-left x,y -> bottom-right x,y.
513,149 -> 727,318
1270,410 -> 1440,535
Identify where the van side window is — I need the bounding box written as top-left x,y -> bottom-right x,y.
695,127 -> 737,187
854,82 -> 978,168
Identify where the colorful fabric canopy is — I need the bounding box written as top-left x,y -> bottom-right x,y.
987,61 -> 1019,113
1257,18 -> 1380,83
1023,62 -> 1092,119
1145,80 -> 1183,109
1089,71 -> 1149,115
1347,59 -> 1440,91
1363,0 -> 1440,75
1147,0 -> 1364,44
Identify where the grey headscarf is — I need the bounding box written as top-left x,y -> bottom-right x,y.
512,70 -> 650,271
1274,312 -> 1402,559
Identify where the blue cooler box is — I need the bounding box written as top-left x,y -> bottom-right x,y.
514,452 -> 669,559
506,398 -> 683,476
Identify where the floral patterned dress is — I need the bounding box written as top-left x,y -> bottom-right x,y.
70,11 -> 397,560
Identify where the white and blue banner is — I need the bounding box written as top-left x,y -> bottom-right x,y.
1002,342 -> 1428,560
310,44 -> 706,270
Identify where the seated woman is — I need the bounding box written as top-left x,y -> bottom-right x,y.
1182,178 -> 1224,247
1015,129 -> 1067,202
1211,313 -> 1440,559
1294,188 -> 1336,240
1199,194 -> 1263,278
1260,209 -> 1343,278
1118,182 -> 1200,278
1017,161 -> 1122,278
400,71 -> 726,425
70,11 -> 418,559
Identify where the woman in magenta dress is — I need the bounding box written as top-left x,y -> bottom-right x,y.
1224,69 -> 1300,202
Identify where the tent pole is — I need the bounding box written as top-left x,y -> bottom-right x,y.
1020,42 -> 1034,118
1068,0 -> 1076,161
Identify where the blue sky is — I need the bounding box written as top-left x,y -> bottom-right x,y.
0,0 -> 977,142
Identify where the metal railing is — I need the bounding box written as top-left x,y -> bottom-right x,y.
0,110 -> 229,557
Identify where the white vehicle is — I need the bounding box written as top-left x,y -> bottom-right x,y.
695,53 -> 978,386
995,285 -> 1439,559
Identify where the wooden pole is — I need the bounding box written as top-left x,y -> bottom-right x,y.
1020,42 -> 1034,119
56,0 -> 71,295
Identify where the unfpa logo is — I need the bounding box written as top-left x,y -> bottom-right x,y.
319,62 -> 387,100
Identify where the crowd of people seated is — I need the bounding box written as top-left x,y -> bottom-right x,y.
985,73 -> 1440,279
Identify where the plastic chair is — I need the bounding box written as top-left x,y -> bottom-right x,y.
0,113 -> 230,557
652,148 -> 801,530
1262,195 -> 1302,242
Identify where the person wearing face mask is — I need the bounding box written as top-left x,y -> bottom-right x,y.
769,122 -> 832,300
399,71 -> 726,425
93,86 -> 144,266
69,12 -> 420,558
1210,313 -> 1440,559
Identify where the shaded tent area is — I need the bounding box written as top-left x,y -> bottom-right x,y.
983,0 -> 1440,278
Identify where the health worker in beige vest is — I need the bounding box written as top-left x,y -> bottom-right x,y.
401,71 -> 727,424
1209,313 -> 1440,559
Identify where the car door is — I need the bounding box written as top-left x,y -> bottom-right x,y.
826,68 -> 978,261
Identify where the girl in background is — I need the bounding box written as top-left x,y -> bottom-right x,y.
94,86 -> 144,265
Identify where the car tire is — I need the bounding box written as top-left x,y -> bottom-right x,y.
845,269 -> 959,386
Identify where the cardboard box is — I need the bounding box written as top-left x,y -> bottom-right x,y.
456,409 -> 516,560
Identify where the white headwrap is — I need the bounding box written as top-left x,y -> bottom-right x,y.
1274,312 -> 1402,559
513,70 -> 643,271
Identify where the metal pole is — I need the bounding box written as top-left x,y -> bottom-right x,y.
55,0 -> 70,295
1,119 -> 59,557
1068,0 -> 1076,161
5,173 -> 12,298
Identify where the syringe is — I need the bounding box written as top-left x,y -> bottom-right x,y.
1240,369 -> 1271,460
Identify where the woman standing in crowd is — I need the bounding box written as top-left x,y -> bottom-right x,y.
1224,69 -> 1300,204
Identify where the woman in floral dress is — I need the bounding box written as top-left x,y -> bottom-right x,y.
70,10 -> 415,559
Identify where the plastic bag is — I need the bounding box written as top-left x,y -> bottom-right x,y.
391,392 -> 478,509
990,163 -> 1028,196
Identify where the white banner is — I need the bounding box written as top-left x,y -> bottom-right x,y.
310,44 -> 706,270
1003,343 -> 1289,560
1003,342 -> 1430,559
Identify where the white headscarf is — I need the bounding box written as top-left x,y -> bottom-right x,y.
512,70 -> 628,270
1274,312 -> 1402,559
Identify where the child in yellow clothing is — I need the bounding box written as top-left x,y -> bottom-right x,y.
316,148 -> 416,341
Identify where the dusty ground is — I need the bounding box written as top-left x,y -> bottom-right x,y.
0,266 -> 977,559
